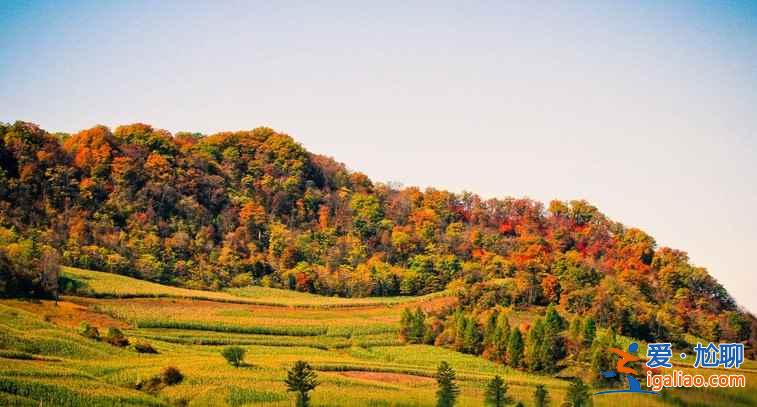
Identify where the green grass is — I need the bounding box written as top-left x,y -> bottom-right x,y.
0,267 -> 754,406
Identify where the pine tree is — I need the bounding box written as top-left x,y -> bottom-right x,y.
508,329 -> 524,368
483,310 -> 499,349
484,375 -> 511,407
463,317 -> 483,354
526,318 -> 545,371
543,304 -> 565,332
285,360 -> 319,407
566,379 -> 591,407
412,307 -> 427,342
569,317 -> 582,342
435,361 -> 459,407
534,384 -> 549,407
400,308 -> 413,341
589,329 -> 618,386
492,313 -> 510,363
583,317 -> 596,347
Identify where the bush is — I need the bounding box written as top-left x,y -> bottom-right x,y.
135,376 -> 163,394
105,327 -> 129,347
135,367 -> 183,394
221,346 -> 246,367
133,341 -> 158,354
161,366 -> 183,385
78,322 -> 100,340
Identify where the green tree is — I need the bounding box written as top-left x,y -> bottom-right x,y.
566,378 -> 592,407
583,317 -> 596,347
508,329 -> 524,368
569,317 -> 582,342
285,360 -> 319,407
543,304 -> 565,331
526,318 -> 545,371
533,384 -> 549,407
484,375 -> 511,407
400,307 -> 426,343
435,361 -> 459,407
488,312 -> 510,363
463,316 -> 483,354
221,346 -> 246,367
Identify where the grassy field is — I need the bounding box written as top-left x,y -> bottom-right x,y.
0,268 -> 754,406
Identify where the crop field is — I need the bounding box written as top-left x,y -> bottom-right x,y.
62,267 -> 445,308
0,268 -> 755,406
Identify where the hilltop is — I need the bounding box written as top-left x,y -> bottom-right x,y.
0,120 -> 754,347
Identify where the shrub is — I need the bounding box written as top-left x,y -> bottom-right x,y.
104,327 -> 129,347
78,322 -> 100,340
221,346 -> 246,367
135,376 -> 163,394
135,367 -> 183,394
133,341 -> 158,354
161,366 -> 183,385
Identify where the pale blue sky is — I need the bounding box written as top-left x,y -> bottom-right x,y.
1,1 -> 756,312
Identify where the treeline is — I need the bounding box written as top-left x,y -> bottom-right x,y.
402,305 -> 571,373
402,303 -> 647,385
0,121 -> 752,347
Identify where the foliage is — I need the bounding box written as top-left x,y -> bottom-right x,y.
221,346 -> 246,367
104,327 -> 129,347
160,366 -> 183,385
0,120 -> 748,349
566,378 -> 592,407
435,361 -> 459,407
484,375 -> 511,407
133,341 -> 157,354
400,307 -> 426,343
78,322 -> 100,340
534,384 -> 549,407
285,360 -> 319,407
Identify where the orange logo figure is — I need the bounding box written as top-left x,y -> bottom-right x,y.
594,342 -> 660,396
608,347 -> 640,375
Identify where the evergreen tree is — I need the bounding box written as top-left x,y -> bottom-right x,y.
533,384 -> 549,407
435,361 -> 459,407
492,313 -> 510,363
285,360 -> 319,407
583,317 -> 596,347
539,309 -> 566,373
484,375 -> 511,407
463,317 -> 483,354
412,307 -> 427,342
483,310 -> 499,348
507,329 -> 524,368
566,379 -> 591,407
569,317 -> 582,342
526,318 -> 545,371
543,304 -> 565,332
589,329 -> 618,386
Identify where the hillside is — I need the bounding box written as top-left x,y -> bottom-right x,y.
1,268 -> 755,406
1,121 -> 753,349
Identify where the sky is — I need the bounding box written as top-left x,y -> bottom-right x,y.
1,1 -> 756,312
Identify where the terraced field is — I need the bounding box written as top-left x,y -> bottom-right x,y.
0,268 -> 754,406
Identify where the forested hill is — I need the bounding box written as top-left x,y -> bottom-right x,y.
0,121 -> 753,346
